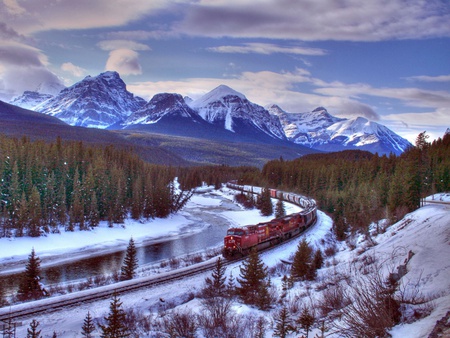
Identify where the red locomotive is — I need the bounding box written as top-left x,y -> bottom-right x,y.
223,183 -> 317,258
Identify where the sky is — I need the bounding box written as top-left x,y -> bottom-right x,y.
0,0 -> 449,143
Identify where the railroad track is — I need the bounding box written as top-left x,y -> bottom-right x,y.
0,259 -> 217,322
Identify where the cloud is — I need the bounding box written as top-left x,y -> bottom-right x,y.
1,0 -> 172,35
0,41 -> 47,66
175,0 -> 450,41
98,40 -> 150,76
97,40 -> 151,51
0,41 -> 63,100
61,62 -> 87,77
207,43 -> 327,56
406,74 -> 450,82
3,0 -> 25,15
335,101 -> 380,121
105,49 -> 142,76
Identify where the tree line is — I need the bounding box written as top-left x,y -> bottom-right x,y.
260,132 -> 449,239
0,136 -> 191,238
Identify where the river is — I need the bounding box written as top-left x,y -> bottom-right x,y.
0,192 -> 238,295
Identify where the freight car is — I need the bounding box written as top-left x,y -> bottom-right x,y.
223,183 -> 317,258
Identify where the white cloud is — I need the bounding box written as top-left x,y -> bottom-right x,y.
175,0 -> 450,41
2,0 -> 174,35
0,41 -> 63,100
105,49 -> 142,76
207,43 -> 327,56
406,74 -> 450,82
97,40 -> 151,51
61,62 -> 87,77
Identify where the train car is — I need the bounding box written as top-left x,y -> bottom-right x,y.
223,205 -> 317,258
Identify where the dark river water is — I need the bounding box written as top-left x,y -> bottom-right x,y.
0,194 -> 236,295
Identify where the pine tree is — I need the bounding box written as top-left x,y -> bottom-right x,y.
17,248 -> 44,301
99,294 -> 129,337
237,248 -> 269,309
273,306 -> 295,338
27,319 -> 42,338
258,188 -> 273,216
312,249 -> 324,270
27,186 -> 42,237
296,306 -> 315,338
203,257 -> 227,298
275,198 -> 286,218
81,311 -> 96,337
291,238 -> 313,281
120,237 -> 138,281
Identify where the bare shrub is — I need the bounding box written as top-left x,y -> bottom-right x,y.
324,244 -> 338,257
318,282 -> 349,317
162,308 -> 197,338
334,272 -> 401,338
169,257 -> 180,269
198,297 -> 248,338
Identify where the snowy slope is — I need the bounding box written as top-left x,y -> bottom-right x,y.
2,189 -> 448,337
35,71 -> 145,129
9,91 -> 54,110
189,85 -> 287,141
124,93 -> 201,125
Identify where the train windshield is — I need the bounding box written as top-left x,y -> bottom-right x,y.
227,229 -> 245,236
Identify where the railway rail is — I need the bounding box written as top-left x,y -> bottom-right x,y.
0,183 -> 318,322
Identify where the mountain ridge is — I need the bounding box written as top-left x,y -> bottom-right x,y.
9,72 -> 412,156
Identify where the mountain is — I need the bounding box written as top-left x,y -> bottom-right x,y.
268,104 -> 411,155
188,85 -> 287,142
0,100 -> 190,166
35,71 -> 145,128
125,93 -> 203,125
9,91 -> 54,110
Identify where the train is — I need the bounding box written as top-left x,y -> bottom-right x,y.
223,182 -> 317,258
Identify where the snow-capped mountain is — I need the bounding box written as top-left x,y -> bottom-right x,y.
9,91 -> 54,110
268,105 -> 411,155
9,81 -> 65,110
35,71 -> 145,129
188,85 -> 287,141
125,93 -> 201,125
7,72 -> 412,155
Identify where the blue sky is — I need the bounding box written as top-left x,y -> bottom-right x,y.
1,0 -> 449,143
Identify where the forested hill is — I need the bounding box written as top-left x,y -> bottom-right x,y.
0,136 -> 192,238
261,132 -> 450,239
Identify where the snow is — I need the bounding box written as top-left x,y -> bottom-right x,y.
1,189 -> 449,337
189,84 -> 246,109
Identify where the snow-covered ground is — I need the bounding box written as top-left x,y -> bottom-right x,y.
1,189 -> 449,337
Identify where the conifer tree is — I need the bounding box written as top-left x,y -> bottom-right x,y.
120,237 -> 138,281
273,306 -> 295,338
296,306 -> 315,338
27,186 -> 42,237
275,198 -> 286,218
99,294 -> 129,337
312,249 -> 324,271
203,257 -> 227,298
27,319 -> 42,338
258,188 -> 273,216
237,248 -> 270,309
291,238 -> 313,281
17,248 -> 44,301
81,311 -> 96,337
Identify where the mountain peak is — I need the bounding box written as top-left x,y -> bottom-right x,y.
312,106 -> 327,113
35,71 -> 145,128
190,84 -> 246,108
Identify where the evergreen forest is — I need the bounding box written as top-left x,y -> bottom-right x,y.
0,136 -> 191,237
0,131 -> 448,241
